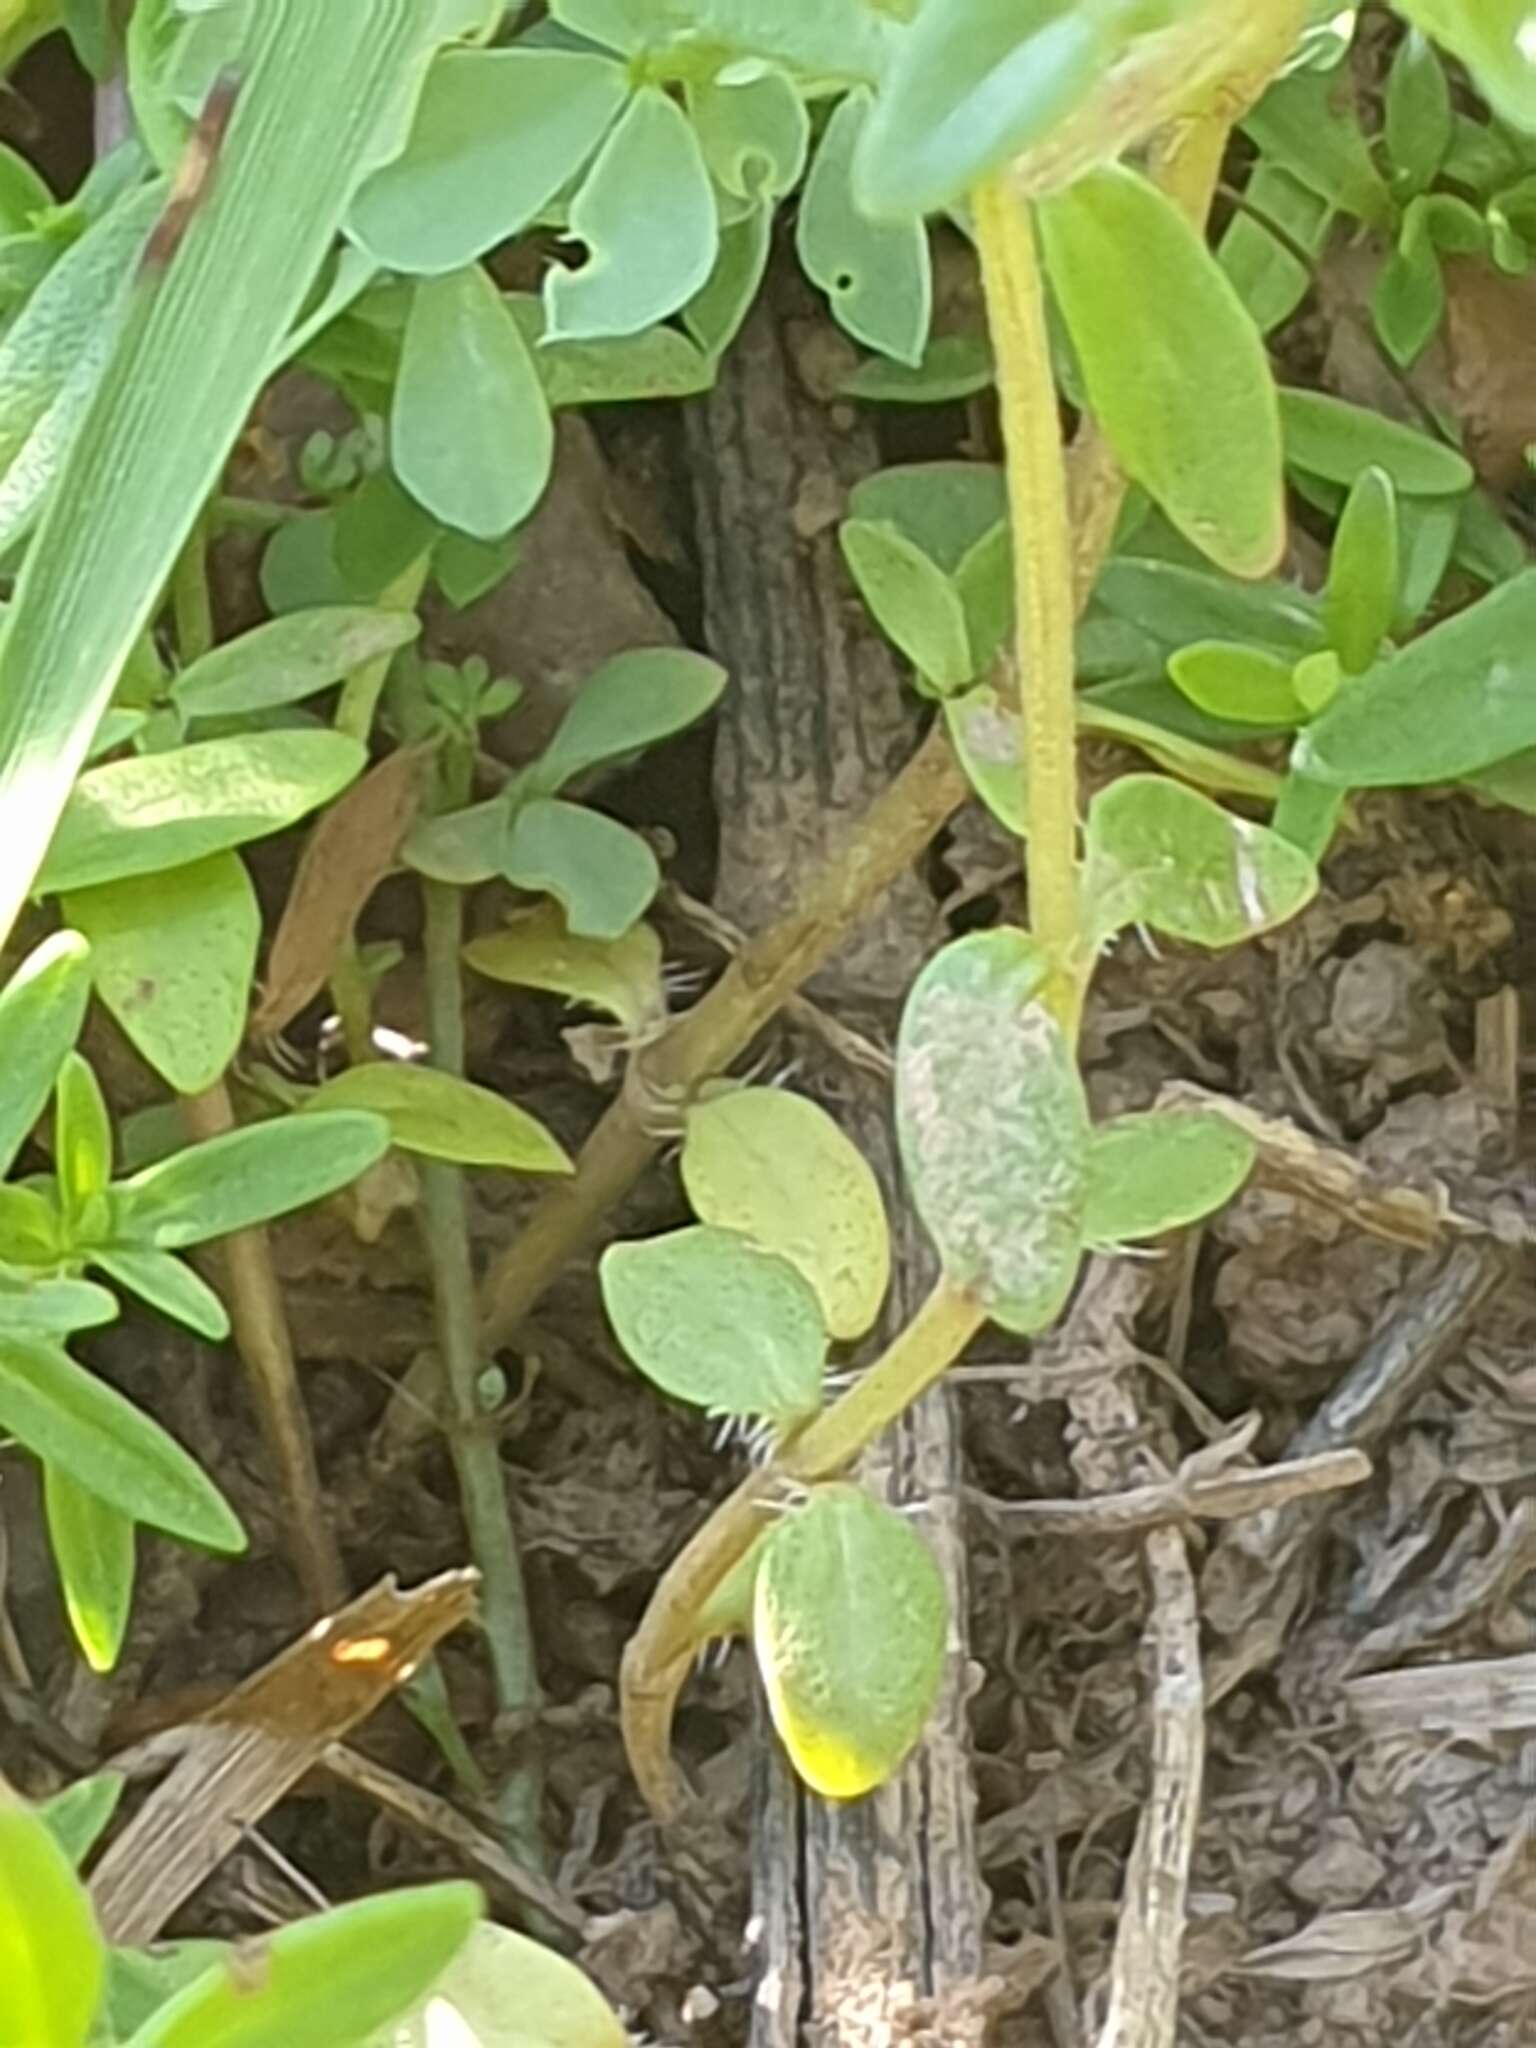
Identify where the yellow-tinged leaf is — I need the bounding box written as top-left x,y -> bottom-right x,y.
302,1064 -> 572,1175
754,1485 -> 946,1800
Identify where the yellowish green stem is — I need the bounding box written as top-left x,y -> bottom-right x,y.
971,176 -> 1084,1035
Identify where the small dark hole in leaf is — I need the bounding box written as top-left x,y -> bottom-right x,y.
834,270 -> 856,293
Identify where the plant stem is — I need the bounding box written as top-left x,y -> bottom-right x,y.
335,557 -> 430,744
171,510 -> 215,666
417,743 -> 545,1865
180,1082 -> 346,1611
972,176 -> 1084,1032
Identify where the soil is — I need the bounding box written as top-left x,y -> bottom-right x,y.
3,30 -> 1536,2048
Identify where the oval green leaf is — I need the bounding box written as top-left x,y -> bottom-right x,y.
114,1110 -> 391,1250
65,852 -> 260,1096
1324,465 -> 1399,674
394,264 -> 554,541
364,1921 -> 627,2048
533,647 -> 728,794
0,1781 -> 105,2048
44,1462 -> 136,1673
599,1224 -> 827,1423
798,90 -> 931,367
0,928 -> 92,1179
1039,165 -> 1285,578
1082,1109 -> 1256,1249
840,519 -> 973,689
0,1337 -> 244,1551
124,1880 -> 482,2048
174,608 -> 421,721
463,905 -> 664,1035
55,1052 -> 113,1224
1082,774 -> 1317,947
754,1484 -> 946,1800
1166,641 -> 1310,727
1279,387 -> 1473,497
37,732 -> 367,895
91,1247 -> 231,1343
853,0 -> 1105,219
302,1065 -> 572,1175
348,49 -> 627,276
896,929 -> 1086,1334
1297,568 -> 1536,787
544,87 -> 717,343
502,799 -> 658,940
681,1088 -> 890,1342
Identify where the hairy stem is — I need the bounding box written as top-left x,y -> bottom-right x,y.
973,175 -> 1084,1032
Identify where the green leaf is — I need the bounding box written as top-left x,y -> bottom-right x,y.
1271,766 -> 1345,860
37,732 -> 366,895
943,683 -> 1028,834
853,0 -> 1105,219
599,1224 -> 827,1423
1298,569 -> 1536,786
1393,1 -> 1536,135
533,647 -> 727,792
0,929 -> 93,1180
0,181 -> 159,494
1091,556 -> 1324,656
121,1881 -> 481,2048
0,0 -> 458,957
174,608 -> 420,721
0,1337 -> 244,1550
64,853 -> 259,1097
1396,492 -> 1462,629
91,1248 -> 230,1342
302,1065 -> 572,1174
1324,465 -> 1398,673
848,461 -> 1009,574
682,200 -> 772,363
1082,1109 -> 1255,1249
798,90 -> 930,367
1455,489 -> 1529,590
1279,387 -> 1473,496
401,796 -> 510,887
434,528 -> 521,610
1385,30 -> 1452,195
105,1945 -> 232,2044
1039,165 -> 1285,577
840,520 -> 973,688
348,48 -> 626,276
0,1779 -> 105,2048
681,1088 -> 890,1342
544,87 -> 717,343
55,1053 -> 113,1227
463,905 -> 665,1034
39,1771 -> 125,1869
1372,208 -> 1444,368
504,293 -> 714,407
394,265 -> 553,541
0,1185 -> 69,1266
1242,61 -> 1392,224
45,1463 -> 136,1673
1082,774 -> 1318,946
0,1271 -> 118,1338
502,799 -> 658,940
362,1922 -> 627,2048
896,929 -> 1085,1334
114,1110 -> 391,1249
689,64 -> 809,200
1217,161 -> 1332,336
842,333 -> 995,404
1166,642 -> 1310,727
754,1484 -> 945,1800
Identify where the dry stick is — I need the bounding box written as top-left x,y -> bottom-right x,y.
180,1082 -> 346,1611
988,1445 -> 1370,1538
